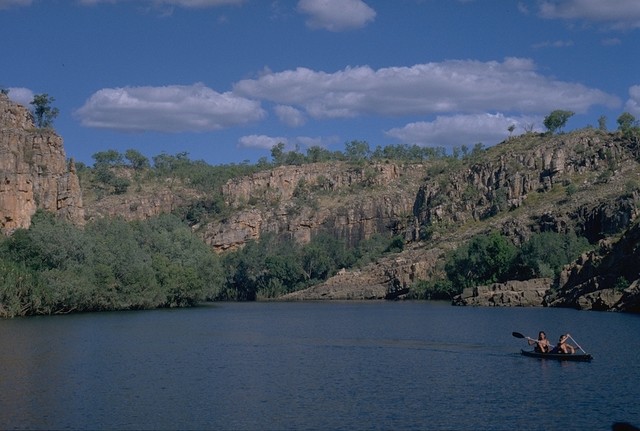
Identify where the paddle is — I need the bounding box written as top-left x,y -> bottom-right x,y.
567,334 -> 588,354
512,331 -> 549,351
512,332 -> 535,342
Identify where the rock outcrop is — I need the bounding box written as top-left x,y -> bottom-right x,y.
201,162 -> 425,252
546,220 -> 640,311
452,278 -> 552,307
0,93 -> 83,234
280,246 -> 445,300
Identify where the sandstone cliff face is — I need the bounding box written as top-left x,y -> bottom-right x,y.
414,131 -> 638,237
546,220 -> 640,312
201,162 -> 425,252
0,93 -> 84,234
280,131 -> 640,309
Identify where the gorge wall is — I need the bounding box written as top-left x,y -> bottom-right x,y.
0,93 -> 84,235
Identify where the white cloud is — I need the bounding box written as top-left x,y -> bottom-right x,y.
75,83 -> 265,132
233,58 -> 620,119
78,0 -> 244,6
274,105 -> 306,127
538,0 -> 640,29
297,0 -> 375,31
295,135 -> 340,148
6,87 -> 34,106
386,113 -> 543,149
238,134 -> 287,150
625,85 -> 640,117
0,0 -> 31,9
238,134 -> 338,151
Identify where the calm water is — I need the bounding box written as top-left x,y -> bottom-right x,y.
0,301 -> 638,430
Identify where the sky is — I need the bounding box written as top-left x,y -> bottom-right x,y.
1,0 -> 639,167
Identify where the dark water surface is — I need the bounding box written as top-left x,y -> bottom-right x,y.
0,301 -> 638,430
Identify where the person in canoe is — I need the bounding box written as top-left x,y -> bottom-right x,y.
552,333 -> 576,354
528,331 -> 551,353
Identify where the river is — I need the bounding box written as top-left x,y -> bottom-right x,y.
0,301 -> 638,430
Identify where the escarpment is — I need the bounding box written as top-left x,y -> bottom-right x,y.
200,163 -> 425,252
3,91 -> 640,312
0,93 -> 83,235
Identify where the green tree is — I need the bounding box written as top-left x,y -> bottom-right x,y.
617,112 -> 637,133
271,142 -> 286,165
345,140 -> 371,162
543,110 -> 574,134
512,231 -> 590,280
598,115 -> 607,131
445,232 -> 517,291
30,94 -> 59,128
124,149 -> 150,170
92,150 -> 124,168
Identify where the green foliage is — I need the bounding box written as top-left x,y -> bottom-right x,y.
510,231 -> 589,279
93,150 -> 124,168
565,182 -> 578,196
598,115 -> 607,131
612,276 -> 629,292
445,231 -> 517,291
617,112 -> 637,133
543,110 -> 574,134
409,278 -> 455,300
218,231 -> 400,300
433,231 -> 591,296
124,149 -> 150,170
345,140 -> 371,162
30,94 -> 59,128
0,212 -> 222,317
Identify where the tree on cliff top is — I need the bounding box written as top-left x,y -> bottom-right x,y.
30,93 -> 59,129
543,110 -> 574,134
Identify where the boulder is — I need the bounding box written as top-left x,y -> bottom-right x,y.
453,278 -> 552,307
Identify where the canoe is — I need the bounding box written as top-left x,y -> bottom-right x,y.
521,349 -> 593,362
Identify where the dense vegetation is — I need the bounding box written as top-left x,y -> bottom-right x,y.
411,231 -> 591,300
0,211 -> 403,317
0,211 -> 223,317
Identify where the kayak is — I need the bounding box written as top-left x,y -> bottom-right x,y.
521,349 -> 593,362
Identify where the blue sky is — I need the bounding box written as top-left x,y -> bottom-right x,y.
1,0 -> 639,167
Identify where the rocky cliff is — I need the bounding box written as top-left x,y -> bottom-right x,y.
545,220 -> 640,312
276,131 -> 640,311
5,89 -> 637,312
201,162 -> 425,252
0,93 -> 84,234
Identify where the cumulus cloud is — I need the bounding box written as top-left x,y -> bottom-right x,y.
297,0 -> 375,31
238,134 -> 287,150
0,0 -> 31,9
538,0 -> 640,29
75,83 -> 265,132
386,113 -> 543,149
78,0 -> 244,6
238,134 -> 338,151
274,105 -> 306,127
625,85 -> 640,117
234,58 -> 620,119
6,87 -> 34,106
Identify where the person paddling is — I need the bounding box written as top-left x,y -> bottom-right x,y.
553,333 -> 576,354
528,331 -> 551,353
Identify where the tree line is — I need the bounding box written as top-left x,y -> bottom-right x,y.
0,210 -> 404,317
